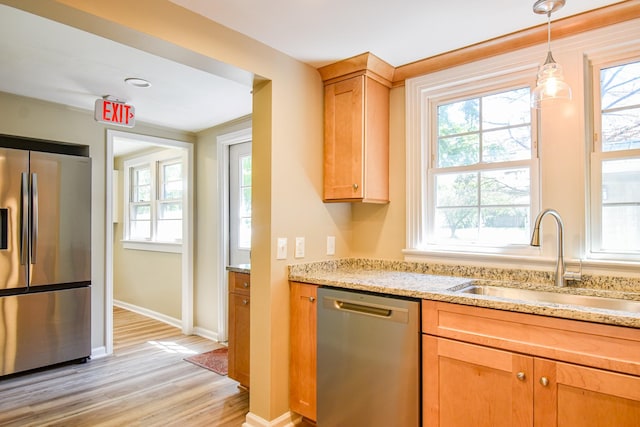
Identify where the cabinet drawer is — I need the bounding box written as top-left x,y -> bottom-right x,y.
422,300 -> 640,377
230,272 -> 250,295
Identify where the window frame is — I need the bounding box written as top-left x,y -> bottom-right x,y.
123,148 -> 185,253
588,53 -> 640,261
406,63 -> 541,258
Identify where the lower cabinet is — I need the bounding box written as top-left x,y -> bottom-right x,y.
228,272 -> 250,388
289,281 -> 317,421
422,301 -> 640,427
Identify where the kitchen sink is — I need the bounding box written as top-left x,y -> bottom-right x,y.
457,285 -> 640,313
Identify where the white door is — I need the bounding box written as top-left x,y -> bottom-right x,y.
229,142 -> 251,266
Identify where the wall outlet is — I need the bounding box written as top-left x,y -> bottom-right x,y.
327,235 -> 336,256
295,237 -> 305,258
277,237 -> 287,260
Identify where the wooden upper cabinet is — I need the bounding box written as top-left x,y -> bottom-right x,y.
319,52 -> 393,203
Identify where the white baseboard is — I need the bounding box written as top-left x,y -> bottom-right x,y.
90,346 -> 108,359
243,411 -> 300,427
193,326 -> 220,342
114,300 -> 220,342
114,299 -> 182,329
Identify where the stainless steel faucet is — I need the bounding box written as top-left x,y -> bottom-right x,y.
530,209 -> 580,287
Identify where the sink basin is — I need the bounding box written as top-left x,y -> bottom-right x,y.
457,285 -> 640,313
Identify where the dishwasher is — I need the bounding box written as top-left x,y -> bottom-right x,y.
317,287 -> 420,426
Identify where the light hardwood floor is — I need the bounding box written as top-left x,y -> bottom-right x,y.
0,306 -> 249,426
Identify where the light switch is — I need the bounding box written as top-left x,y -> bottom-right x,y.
327,235 -> 335,256
277,237 -> 287,260
295,237 -> 305,258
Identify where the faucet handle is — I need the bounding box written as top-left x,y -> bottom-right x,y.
563,270 -> 582,282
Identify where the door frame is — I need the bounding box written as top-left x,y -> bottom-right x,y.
105,129 -> 194,355
216,127 -> 252,342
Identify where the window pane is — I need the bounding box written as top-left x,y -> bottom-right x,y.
600,158 -> 640,251
601,109 -> 640,152
130,204 -> 150,220
163,163 -> 182,181
438,99 -> 479,136
480,207 -> 529,243
130,220 -> 150,240
437,135 -> 479,167
238,217 -> 251,249
159,202 -> 182,220
481,169 -> 530,205
241,155 -> 252,186
157,219 -> 182,242
601,61 -> 640,110
482,126 -> 531,162
240,187 -> 252,217
436,173 -> 478,207
600,61 -> 640,152
434,207 -> 478,241
163,181 -> 183,200
134,168 -> 150,185
482,88 -> 530,130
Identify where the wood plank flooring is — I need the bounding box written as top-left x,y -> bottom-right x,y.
0,306 -> 249,426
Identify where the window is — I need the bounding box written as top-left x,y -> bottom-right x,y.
123,149 -> 184,247
590,58 -> 640,257
406,63 -> 540,256
428,86 -> 537,248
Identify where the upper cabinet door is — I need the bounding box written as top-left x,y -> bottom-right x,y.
29,151 -> 91,287
323,74 -> 390,204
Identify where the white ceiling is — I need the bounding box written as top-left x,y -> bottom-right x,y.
0,0 -> 628,141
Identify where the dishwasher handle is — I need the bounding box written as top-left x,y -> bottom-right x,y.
323,295 -> 410,323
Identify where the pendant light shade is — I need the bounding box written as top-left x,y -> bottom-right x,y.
531,0 -> 572,109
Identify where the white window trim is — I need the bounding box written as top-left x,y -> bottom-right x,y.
122,148 -> 185,253
406,58 -> 541,259
587,47 -> 640,262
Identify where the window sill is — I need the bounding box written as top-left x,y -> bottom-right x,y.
122,240 -> 182,253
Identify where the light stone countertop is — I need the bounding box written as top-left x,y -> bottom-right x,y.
227,264 -> 251,274
288,259 -> 640,329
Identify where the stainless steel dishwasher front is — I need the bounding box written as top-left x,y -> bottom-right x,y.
317,286 -> 420,426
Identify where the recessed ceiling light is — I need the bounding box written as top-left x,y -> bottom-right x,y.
125,77 -> 151,88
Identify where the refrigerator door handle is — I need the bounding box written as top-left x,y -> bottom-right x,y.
31,173 -> 38,264
20,172 -> 29,266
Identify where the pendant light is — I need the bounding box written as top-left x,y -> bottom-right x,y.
531,0 -> 572,108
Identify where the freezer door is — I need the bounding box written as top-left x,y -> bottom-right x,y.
0,287 -> 91,375
0,148 -> 29,290
29,152 -> 91,287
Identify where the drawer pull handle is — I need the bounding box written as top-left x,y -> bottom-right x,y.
242,299 -> 249,305
243,282 -> 249,288
353,183 -> 359,191
540,377 -> 549,387
516,372 -> 526,381
309,296 -> 315,302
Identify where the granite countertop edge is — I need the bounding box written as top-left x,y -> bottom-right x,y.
288,262 -> 640,329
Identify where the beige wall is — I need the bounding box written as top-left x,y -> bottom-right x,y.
0,91 -> 193,349
195,115 -> 252,334
4,0 -> 352,422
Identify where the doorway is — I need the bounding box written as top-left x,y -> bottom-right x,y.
105,129 -> 194,356
216,128 -> 252,342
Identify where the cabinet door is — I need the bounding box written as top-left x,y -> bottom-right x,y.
423,336 -> 533,427
535,358 -> 640,427
228,292 -> 250,388
289,282 -> 317,420
323,75 -> 364,201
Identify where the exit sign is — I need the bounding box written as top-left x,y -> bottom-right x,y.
94,98 -> 135,128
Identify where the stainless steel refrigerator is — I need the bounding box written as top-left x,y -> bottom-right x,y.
0,134 -> 91,376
